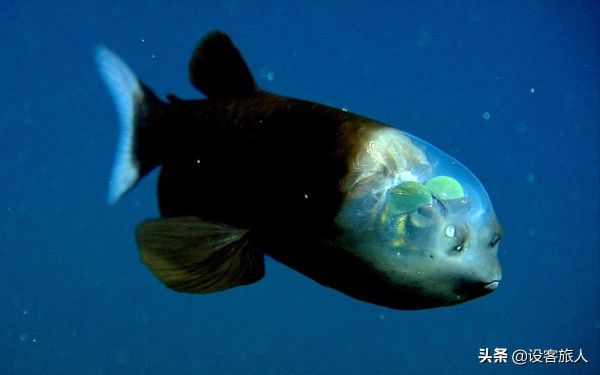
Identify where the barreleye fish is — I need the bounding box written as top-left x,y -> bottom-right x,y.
96,31 -> 502,310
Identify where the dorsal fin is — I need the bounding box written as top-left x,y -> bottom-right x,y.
189,31 -> 257,98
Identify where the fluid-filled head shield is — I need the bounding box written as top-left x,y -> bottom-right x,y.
335,124 -> 501,308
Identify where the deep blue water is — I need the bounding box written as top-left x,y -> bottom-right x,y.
1,1 -> 598,374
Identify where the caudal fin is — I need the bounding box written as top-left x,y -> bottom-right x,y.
95,46 -> 164,204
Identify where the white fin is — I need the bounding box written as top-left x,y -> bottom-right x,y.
95,45 -> 143,204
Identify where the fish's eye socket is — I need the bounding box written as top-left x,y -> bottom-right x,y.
445,224 -> 468,254
490,234 -> 501,247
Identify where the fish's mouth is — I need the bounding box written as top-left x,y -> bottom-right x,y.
456,279 -> 501,298
483,280 -> 500,291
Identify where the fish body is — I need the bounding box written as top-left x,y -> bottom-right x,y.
96,31 -> 502,309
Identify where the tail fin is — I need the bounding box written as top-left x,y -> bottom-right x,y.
95,46 -> 164,204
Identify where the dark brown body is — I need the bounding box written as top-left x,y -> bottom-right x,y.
98,31 -> 502,310
156,93 -> 409,306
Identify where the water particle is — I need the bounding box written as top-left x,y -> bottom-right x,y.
526,173 -> 535,183
19,333 -> 28,342
417,31 -> 432,48
259,67 -> 275,82
529,87 -> 535,93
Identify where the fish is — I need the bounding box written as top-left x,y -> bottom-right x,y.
95,31 -> 502,310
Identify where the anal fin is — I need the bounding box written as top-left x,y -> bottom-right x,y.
136,217 -> 264,293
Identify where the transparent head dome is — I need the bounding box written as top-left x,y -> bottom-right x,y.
336,125 -> 496,266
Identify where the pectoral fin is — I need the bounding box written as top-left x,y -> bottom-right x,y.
136,217 -> 264,293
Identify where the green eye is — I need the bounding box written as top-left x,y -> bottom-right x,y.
425,176 -> 464,200
387,181 -> 433,214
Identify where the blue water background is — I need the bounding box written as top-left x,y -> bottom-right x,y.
1,1 -> 598,374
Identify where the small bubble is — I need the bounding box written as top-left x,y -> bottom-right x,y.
482,112 -> 491,120
19,333 -> 28,342
379,313 -> 386,320
528,228 -> 537,237
526,173 -> 535,183
529,88 -> 535,93
516,122 -> 527,134
259,67 -> 275,82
